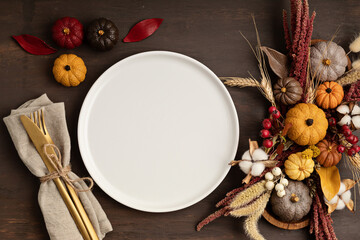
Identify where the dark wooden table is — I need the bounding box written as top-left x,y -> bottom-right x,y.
1,0 -> 360,239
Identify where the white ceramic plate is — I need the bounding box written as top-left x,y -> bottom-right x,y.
78,51 -> 239,212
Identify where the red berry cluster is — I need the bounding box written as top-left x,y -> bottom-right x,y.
260,106 -> 281,148
338,125 -> 360,156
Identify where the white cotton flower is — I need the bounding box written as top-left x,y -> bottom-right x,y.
337,105 -> 350,114
239,148 -> 268,177
341,190 -> 352,204
241,150 -> 251,160
239,160 -> 252,174
337,104 -> 360,129
251,162 -> 265,176
326,195 -> 339,205
336,199 -> 346,210
338,182 -> 346,195
252,149 -> 268,161
352,116 -> 360,129
352,104 -> 360,114
338,115 -> 352,126
325,181 -> 353,211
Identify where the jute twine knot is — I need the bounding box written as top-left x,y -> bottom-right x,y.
40,144 -> 94,192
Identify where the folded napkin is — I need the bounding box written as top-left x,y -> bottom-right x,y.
3,94 -> 112,240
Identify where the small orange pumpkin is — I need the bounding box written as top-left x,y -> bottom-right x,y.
316,140 -> 342,167
316,82 -> 344,109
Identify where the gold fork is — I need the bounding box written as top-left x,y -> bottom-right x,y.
30,109 -> 99,240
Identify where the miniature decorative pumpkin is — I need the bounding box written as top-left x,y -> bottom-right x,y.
270,180 -> 312,222
316,81 -> 344,109
52,17 -> 83,49
316,140 -> 342,167
284,152 -> 314,181
87,18 -> 119,51
285,103 -> 328,145
337,102 -> 360,130
273,77 -> 303,105
310,41 -> 347,81
52,54 -> 87,87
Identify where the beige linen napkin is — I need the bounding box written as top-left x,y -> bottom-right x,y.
3,94 -> 112,240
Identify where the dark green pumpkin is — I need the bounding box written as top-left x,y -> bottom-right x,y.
87,18 -> 119,51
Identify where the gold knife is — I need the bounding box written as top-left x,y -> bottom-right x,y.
20,115 -> 96,240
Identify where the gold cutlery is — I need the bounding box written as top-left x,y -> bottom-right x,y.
20,109 -> 99,240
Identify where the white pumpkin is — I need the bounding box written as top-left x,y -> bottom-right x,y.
310,41 -> 348,81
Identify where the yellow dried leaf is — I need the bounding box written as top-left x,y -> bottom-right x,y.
342,179 -> 356,191
325,201 -> 338,214
346,199 -> 354,212
316,166 -> 341,201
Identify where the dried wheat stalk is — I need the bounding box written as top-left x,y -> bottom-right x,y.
221,77 -> 260,87
222,15 -> 276,106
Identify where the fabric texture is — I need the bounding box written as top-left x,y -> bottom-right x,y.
3,94 -> 112,240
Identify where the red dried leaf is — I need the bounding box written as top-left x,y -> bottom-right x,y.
276,143 -> 284,155
12,34 -> 57,55
123,18 -> 163,43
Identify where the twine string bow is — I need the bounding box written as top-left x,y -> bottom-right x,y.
40,144 -> 94,192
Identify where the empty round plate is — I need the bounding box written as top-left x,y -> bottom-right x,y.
78,51 -> 239,212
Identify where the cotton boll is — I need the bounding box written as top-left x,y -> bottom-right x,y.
338,182 -> 346,195
352,59 -> 360,70
241,150 -> 251,160
239,161 -> 252,174
251,162 -> 265,176
349,35 -> 360,53
252,149 -> 268,161
352,115 -> 360,129
336,199 -> 346,210
326,195 -> 339,205
338,114 -> 352,126
352,104 -> 360,115
341,190 -> 352,204
337,105 -> 350,115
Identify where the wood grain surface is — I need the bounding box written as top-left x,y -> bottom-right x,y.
1,0 -> 360,239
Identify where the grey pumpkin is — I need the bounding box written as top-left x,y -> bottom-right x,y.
273,77 -> 303,105
310,41 -> 348,81
270,180 -> 312,222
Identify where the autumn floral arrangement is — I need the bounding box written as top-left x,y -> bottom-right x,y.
197,1 -> 360,240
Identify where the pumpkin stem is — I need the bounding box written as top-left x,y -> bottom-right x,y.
63,27 -> 70,35
98,30 -> 105,36
306,119 -> 314,126
322,59 -> 331,66
64,65 -> 71,71
281,87 -> 287,93
325,88 -> 332,93
290,193 -> 299,202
